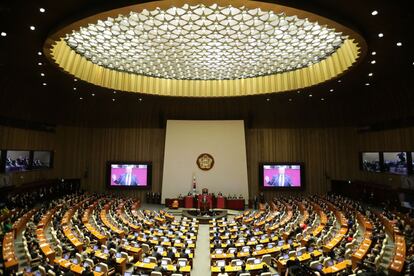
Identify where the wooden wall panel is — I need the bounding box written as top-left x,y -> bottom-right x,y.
2,124 -> 414,202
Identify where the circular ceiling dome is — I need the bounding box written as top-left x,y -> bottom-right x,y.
64,4 -> 345,80
45,0 -> 366,97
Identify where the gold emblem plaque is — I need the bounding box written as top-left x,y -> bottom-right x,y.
197,153 -> 215,171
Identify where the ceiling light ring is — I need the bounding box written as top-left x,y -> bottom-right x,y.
45,0 -> 366,97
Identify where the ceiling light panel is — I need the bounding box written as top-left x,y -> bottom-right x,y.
64,4 -> 345,80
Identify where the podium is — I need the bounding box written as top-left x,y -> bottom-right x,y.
197,194 -> 213,210
184,196 -> 194,208
216,196 -> 225,209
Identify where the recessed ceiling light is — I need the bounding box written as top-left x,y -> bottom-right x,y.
371,60 -> 376,64
74,78 -> 78,82
288,98 -> 292,102
38,62 -> 42,66
321,98 -> 325,101
378,33 -> 384,38
266,98 -> 270,102
309,94 -> 313,97
73,87 -> 77,90
368,73 -> 373,77
1,32 -> 6,37
297,91 -> 301,94
40,73 -> 45,77
112,98 -> 116,101
396,42 -> 402,47
30,26 -> 36,31
371,51 -> 376,56
371,10 -> 378,16
365,83 -> 370,86
64,5 -> 347,80
42,82 -> 47,86
329,89 -> 334,92
92,93 -> 95,96
139,98 -> 142,101
337,79 -> 342,83
39,8 -> 46,13
79,97 -> 83,100
37,51 -> 42,56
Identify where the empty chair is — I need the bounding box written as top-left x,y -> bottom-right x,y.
161,257 -> 172,264
323,257 -> 332,267
177,258 -> 187,267
246,257 -> 256,265
121,251 -> 133,263
47,270 -> 56,276
141,243 -> 150,254
261,254 -> 272,266
96,263 -> 109,276
310,261 -> 322,270
260,273 -> 272,276
345,242 -> 353,249
84,236 -> 91,246
150,272 -> 162,276
288,250 -> 296,258
297,247 -> 306,254
345,248 -> 352,258
101,245 -> 107,251
38,265 -> 47,276
109,248 -> 117,255
75,252 -> 83,263
148,256 -> 157,263
85,258 -> 94,268
230,259 -> 243,266
239,273 -> 251,276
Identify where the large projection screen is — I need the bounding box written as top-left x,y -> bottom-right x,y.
162,120 -> 249,204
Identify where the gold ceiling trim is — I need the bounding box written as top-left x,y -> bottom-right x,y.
45,0 -> 366,97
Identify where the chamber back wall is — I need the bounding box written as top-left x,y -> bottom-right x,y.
161,120 -> 249,203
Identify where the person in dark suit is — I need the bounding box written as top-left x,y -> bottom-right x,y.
167,248 -> 175,261
113,166 -> 138,186
81,266 -> 94,276
267,166 -> 292,187
236,264 -> 247,276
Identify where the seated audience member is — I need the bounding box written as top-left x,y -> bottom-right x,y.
107,251 -> 117,271
218,266 -> 229,276
236,264 -> 247,276
259,264 -> 269,274
167,248 -> 175,260
81,266 -> 94,276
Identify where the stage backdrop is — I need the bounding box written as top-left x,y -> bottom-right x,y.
162,120 -> 249,204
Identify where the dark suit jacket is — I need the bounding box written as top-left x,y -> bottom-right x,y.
268,174 -> 292,187
115,173 -> 138,185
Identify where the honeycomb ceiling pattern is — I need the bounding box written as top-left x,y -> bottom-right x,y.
65,3 -> 345,80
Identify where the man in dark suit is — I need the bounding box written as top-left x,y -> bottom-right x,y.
113,165 -> 138,186
267,166 -> 292,187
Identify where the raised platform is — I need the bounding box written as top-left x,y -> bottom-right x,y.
182,209 -> 228,224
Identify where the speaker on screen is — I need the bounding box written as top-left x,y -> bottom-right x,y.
106,161 -> 152,189
259,162 -> 305,190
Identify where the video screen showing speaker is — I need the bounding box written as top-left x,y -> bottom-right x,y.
107,162 -> 151,189
5,150 -> 30,173
383,152 -> 408,175
360,152 -> 381,172
32,151 -> 53,169
260,163 -> 304,189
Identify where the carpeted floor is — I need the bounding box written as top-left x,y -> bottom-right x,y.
191,224 -> 211,276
